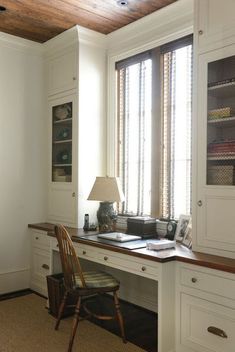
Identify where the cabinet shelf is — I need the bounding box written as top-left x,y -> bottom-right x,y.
208,81 -> 235,98
208,116 -> 235,127
53,139 -> 72,144
53,163 -> 72,167
53,118 -> 72,125
207,153 -> 235,161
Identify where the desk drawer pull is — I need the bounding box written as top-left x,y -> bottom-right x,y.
42,264 -> 49,270
104,256 -> 108,261
35,237 -> 39,240
82,250 -> 86,255
191,277 -> 197,283
207,326 -> 227,338
141,266 -> 146,272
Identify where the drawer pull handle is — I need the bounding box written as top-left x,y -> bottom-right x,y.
42,264 -> 49,270
82,250 -> 86,255
56,244 -> 59,247
141,266 -> 146,272
197,200 -> 202,207
104,256 -> 108,261
198,30 -> 203,35
191,277 -> 197,283
207,326 -> 227,338
35,237 -> 39,240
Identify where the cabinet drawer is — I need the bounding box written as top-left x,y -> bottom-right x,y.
181,293 -> 235,352
180,267 -> 235,301
32,231 -> 50,249
32,248 -> 50,281
97,250 -> 159,280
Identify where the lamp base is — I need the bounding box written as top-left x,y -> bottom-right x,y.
97,202 -> 117,233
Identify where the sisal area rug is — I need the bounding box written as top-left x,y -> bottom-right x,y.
0,293 -> 145,352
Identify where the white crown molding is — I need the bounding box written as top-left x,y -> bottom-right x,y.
0,31 -> 44,56
107,0 -> 193,57
44,26 -> 79,57
76,25 -> 107,49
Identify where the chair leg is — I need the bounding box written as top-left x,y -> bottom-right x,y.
68,296 -> 81,352
113,291 -> 126,343
55,291 -> 68,330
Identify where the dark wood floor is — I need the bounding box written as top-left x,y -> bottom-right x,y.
85,294 -> 157,352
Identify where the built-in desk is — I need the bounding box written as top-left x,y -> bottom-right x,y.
28,223 -> 235,352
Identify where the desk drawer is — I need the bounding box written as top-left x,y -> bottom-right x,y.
97,250 -> 159,280
32,248 -> 50,281
180,267 -> 235,301
32,231 -> 50,249
181,293 -> 235,352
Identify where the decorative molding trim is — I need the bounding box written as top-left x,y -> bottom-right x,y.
77,25 -> 107,49
0,31 -> 44,56
0,268 -> 30,295
44,26 -> 78,57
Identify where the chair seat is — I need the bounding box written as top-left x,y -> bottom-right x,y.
75,271 -> 119,289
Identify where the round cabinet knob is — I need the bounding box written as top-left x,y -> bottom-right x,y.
82,250 -> 86,255
198,30 -> 203,35
35,237 -> 39,240
72,192 -> 76,197
104,256 -> 108,261
191,277 -> 197,283
72,77 -> 76,81
141,266 -> 146,272
197,200 -> 202,207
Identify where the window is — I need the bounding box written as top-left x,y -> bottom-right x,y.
116,36 -> 193,219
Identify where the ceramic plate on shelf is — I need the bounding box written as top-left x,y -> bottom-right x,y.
54,103 -> 72,120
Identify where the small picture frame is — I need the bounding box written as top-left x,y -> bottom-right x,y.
175,214 -> 191,242
182,219 -> 192,248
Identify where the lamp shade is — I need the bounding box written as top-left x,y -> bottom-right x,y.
87,176 -> 125,202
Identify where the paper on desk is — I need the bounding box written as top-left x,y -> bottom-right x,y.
146,239 -> 176,251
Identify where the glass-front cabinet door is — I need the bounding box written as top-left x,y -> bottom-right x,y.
52,102 -> 72,182
195,45 -> 235,256
207,55 -> 235,186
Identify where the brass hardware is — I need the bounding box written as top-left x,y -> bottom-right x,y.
35,237 -> 39,240
191,277 -> 197,283
82,250 -> 86,255
141,266 -> 146,271
72,192 -> 76,197
42,264 -> 49,270
197,200 -> 202,206
56,244 -> 59,247
72,77 -> 76,81
198,30 -> 203,35
104,256 -> 108,261
207,326 -> 227,338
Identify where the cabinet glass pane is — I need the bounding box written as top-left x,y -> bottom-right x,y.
52,102 -> 72,182
207,56 -> 235,185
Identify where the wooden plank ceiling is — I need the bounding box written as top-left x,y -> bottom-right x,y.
0,0 -> 176,43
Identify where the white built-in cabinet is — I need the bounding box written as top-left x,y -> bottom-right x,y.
193,0 -> 235,259
196,0 -> 235,54
176,262 -> 235,352
45,27 -> 106,227
30,230 -> 50,297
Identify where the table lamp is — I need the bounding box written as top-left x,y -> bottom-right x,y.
87,176 -> 125,233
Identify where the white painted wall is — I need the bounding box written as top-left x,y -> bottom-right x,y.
0,33 -> 47,294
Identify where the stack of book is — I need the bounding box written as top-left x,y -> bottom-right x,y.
207,140 -> 235,155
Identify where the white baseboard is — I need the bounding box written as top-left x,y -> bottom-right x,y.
0,268 -> 30,295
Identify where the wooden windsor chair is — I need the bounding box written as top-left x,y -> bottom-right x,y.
54,224 -> 126,352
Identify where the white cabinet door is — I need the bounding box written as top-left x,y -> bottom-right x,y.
48,49 -> 77,96
195,44 -> 235,258
196,0 -> 235,53
181,293 -> 235,352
